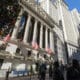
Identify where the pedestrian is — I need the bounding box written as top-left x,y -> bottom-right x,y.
52,61 -> 64,80
66,59 -> 80,80
59,60 -> 65,75
5,67 -> 11,80
39,62 -> 46,80
49,62 -> 53,79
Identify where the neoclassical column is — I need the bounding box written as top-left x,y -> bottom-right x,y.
32,19 -> 38,42
45,27 -> 48,49
40,24 -> 43,48
23,14 -> 31,43
50,31 -> 54,52
11,9 -> 23,40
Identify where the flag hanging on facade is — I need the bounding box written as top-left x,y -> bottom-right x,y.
32,41 -> 39,49
3,34 -> 10,43
45,47 -> 50,52
45,48 -> 52,54
35,43 -> 39,49
45,44 -> 52,54
3,28 -> 12,43
32,41 -> 36,48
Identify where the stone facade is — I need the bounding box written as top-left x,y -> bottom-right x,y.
40,0 -> 80,62
0,0 -> 57,72
0,0 -> 80,73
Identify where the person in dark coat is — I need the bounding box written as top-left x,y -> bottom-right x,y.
49,63 -> 53,79
59,60 -> 64,75
5,70 -> 10,80
39,62 -> 46,80
67,59 -> 80,80
52,61 -> 64,80
5,67 -> 12,80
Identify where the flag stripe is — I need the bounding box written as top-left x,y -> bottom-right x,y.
45,47 -> 52,54
32,41 -> 39,49
3,34 -> 10,42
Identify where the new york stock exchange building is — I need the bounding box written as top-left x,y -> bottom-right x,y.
0,0 -> 68,77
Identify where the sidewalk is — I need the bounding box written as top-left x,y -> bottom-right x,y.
0,73 -> 50,80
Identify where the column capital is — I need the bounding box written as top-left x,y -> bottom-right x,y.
28,14 -> 31,17
40,24 -> 43,30
45,26 -> 48,30
35,18 -> 38,23
46,25 -> 50,31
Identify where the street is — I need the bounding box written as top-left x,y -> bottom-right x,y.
0,74 -> 51,80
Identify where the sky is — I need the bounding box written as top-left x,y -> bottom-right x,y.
65,0 -> 80,12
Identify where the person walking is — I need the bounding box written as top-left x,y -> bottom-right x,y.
52,61 -> 64,80
5,67 -> 11,80
66,59 -> 80,80
49,63 -> 53,80
39,62 -> 47,80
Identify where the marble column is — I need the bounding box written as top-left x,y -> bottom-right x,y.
50,31 -> 54,52
45,27 -> 48,49
40,24 -> 43,48
23,14 -> 31,43
11,9 -> 23,40
32,19 -> 38,42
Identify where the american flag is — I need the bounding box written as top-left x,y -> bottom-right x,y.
45,46 -> 52,54
3,34 -> 10,43
48,49 -> 52,54
32,41 -> 36,48
32,41 -> 39,49
35,43 -> 39,49
3,28 -> 12,43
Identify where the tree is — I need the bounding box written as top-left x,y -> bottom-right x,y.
0,0 -> 20,28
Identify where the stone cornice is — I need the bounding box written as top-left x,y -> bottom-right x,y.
67,40 -> 78,48
19,0 -> 59,28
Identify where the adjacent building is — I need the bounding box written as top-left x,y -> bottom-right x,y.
40,0 -> 80,62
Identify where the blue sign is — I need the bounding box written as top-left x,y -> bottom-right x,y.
13,70 -> 29,75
